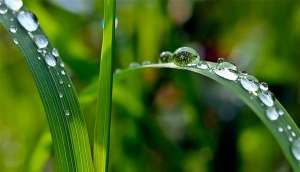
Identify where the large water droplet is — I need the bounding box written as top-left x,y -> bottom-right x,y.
173,47 -> 200,66
214,61 -> 238,81
45,53 -> 56,67
291,138 -> 300,161
160,51 -> 173,63
266,107 -> 279,121
9,25 -> 17,33
239,74 -> 259,92
33,34 -> 48,49
4,0 -> 23,11
258,91 -> 274,107
0,5 -> 8,14
17,11 -> 39,32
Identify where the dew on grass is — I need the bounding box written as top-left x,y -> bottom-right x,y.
17,11 -> 39,32
65,110 -> 70,116
45,53 -> 56,67
0,5 -> 8,14
240,74 -> 259,92
196,62 -> 208,70
288,125 -> 292,130
33,34 -> 48,49
173,47 -> 200,66
214,60 -> 238,81
266,106 -> 279,121
61,70 -> 66,75
129,62 -> 140,68
278,127 -> 284,133
13,38 -> 18,45
59,92 -> 63,98
9,25 -> 17,33
160,51 -> 173,63
258,91 -> 274,107
52,48 -> 59,57
142,60 -> 151,65
260,82 -> 269,91
292,138 -> 300,160
4,0 -> 23,11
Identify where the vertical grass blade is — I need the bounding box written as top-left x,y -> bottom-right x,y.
0,3 -> 94,172
93,0 -> 115,171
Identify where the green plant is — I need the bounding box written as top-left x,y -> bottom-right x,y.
0,0 -> 300,171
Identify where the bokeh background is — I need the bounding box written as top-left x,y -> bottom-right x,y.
1,0 -> 300,171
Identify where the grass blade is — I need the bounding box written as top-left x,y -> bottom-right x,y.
0,4 -> 94,172
93,0 -> 115,171
115,62 -> 300,171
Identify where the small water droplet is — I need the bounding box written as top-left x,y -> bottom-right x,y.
278,127 -> 284,133
13,38 -> 18,45
45,53 -> 56,67
67,84 -> 71,88
287,125 -> 292,130
240,74 -> 259,92
115,69 -> 121,74
59,92 -> 63,98
9,25 -> 17,33
173,47 -> 200,66
278,109 -> 284,116
214,61 -> 238,81
0,5 -> 8,14
61,70 -> 65,75
142,60 -> 151,65
258,91 -> 274,107
129,62 -> 140,68
289,137 -> 294,142
159,51 -> 173,63
4,0 -> 23,11
33,34 -> 48,49
266,106 -> 279,121
60,63 -> 64,68
292,132 -> 296,137
292,138 -> 300,161
260,82 -> 269,91
52,48 -> 59,57
17,11 -> 39,32
217,58 -> 224,63
37,56 -> 41,60
59,79 -> 63,85
196,62 -> 209,70
27,31 -> 34,38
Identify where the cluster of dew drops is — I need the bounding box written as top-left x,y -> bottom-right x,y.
125,46 -> 300,162
0,0 -> 71,117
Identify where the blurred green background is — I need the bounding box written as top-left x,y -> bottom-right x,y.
1,0 -> 300,171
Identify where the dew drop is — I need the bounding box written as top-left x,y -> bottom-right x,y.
33,34 -> 48,49
52,48 -> 59,57
240,74 -> 259,92
13,38 -> 18,45
59,79 -> 63,85
292,138 -> 300,160
129,62 -> 140,68
0,5 -> 8,14
260,82 -> 269,91
159,51 -> 173,63
292,132 -> 296,137
214,61 -> 238,81
289,137 -> 294,142
258,91 -> 274,107
67,84 -> 71,88
265,106 -> 279,121
61,70 -> 65,75
278,109 -> 284,116
45,53 -> 56,67
278,127 -> 284,133
173,47 -> 200,66
9,25 -> 17,33
287,125 -> 292,130
142,60 -> 151,65
65,110 -> 70,116
37,56 -> 41,60
59,92 -> 63,98
4,0 -> 23,11
17,11 -> 39,32
196,62 -> 208,70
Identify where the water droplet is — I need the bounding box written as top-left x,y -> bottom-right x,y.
115,69 -> 121,74
65,110 -> 70,116
260,82 -> 269,91
214,61 -> 238,81
27,31 -> 33,38
67,84 -> 71,88
266,107 -> 279,121
159,51 -> 173,63
129,62 -> 140,68
173,47 -> 200,66
59,79 -> 63,85
17,11 -> 39,32
292,132 -> 296,137
61,70 -> 65,75
37,56 -> 41,60
289,137 -> 294,142
9,25 -> 17,33
240,74 -> 259,92
258,91 -> 274,107
45,53 -> 56,67
52,48 -> 59,57
278,127 -> 284,133
13,38 -> 18,45
292,138 -> 300,160
60,63 -> 64,68
0,5 -> 8,14
33,34 -> 48,49
59,92 -> 63,98
4,0 -> 23,11
142,60 -> 151,65
278,109 -> 284,116
287,125 -> 292,130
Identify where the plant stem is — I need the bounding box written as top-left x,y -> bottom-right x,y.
94,0 -> 115,171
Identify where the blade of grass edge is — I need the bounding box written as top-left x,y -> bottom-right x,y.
93,0 -> 115,171
115,62 -> 300,171
0,6 -> 94,172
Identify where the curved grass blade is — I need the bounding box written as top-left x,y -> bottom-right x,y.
113,62 -> 300,171
0,3 -> 94,172
93,0 -> 115,171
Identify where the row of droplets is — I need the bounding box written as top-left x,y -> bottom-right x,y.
1,0 -> 71,116
123,46 -> 300,163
